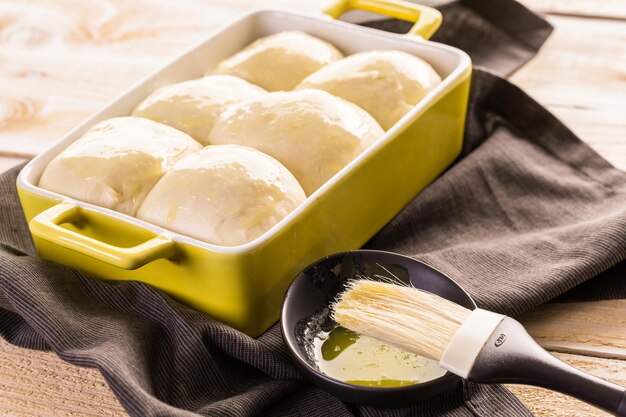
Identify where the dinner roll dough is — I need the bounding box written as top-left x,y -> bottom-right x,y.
39,117 -> 202,216
207,89 -> 384,195
213,31 -> 343,91
136,145 -> 306,246
131,75 -> 266,144
297,50 -> 442,130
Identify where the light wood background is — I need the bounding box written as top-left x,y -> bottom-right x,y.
0,0 -> 625,416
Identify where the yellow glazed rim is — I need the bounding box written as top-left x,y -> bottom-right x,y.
17,8 -> 471,259
323,0 -> 442,39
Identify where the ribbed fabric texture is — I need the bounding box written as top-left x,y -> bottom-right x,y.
2,1 -> 624,416
365,69 -> 626,317
0,193 -> 531,417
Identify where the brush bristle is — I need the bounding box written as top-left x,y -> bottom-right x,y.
331,280 -> 471,361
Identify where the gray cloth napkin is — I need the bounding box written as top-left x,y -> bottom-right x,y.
2,1 -> 625,416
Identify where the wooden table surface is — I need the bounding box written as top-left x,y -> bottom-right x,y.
0,0 -> 624,415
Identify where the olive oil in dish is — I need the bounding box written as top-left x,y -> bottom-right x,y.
312,326 -> 446,387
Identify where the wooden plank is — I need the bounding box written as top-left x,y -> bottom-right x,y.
0,338 -> 126,416
520,300 -> 626,360
0,0 -> 231,157
0,156 -> 27,174
0,0 -> 322,158
508,352 -> 626,417
537,341 -> 626,361
519,0 -> 626,20
510,15 -> 626,170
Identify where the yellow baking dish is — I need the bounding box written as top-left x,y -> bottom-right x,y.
17,0 -> 471,336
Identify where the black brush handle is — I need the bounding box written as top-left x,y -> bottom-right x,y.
469,317 -> 626,416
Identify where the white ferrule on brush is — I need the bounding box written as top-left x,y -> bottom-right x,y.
439,308 -> 506,378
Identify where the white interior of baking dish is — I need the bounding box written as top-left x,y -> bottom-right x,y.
18,8 -> 471,254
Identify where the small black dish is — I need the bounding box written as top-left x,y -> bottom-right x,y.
280,249 -> 476,407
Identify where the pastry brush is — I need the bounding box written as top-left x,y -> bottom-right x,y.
332,280 -> 626,416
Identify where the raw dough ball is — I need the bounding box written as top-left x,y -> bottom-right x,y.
207,89 -> 384,195
213,31 -> 343,91
132,75 -> 266,144
136,145 -> 306,246
39,117 -> 202,216
297,50 -> 442,130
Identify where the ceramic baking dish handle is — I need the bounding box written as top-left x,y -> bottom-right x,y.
324,0 -> 442,39
29,203 -> 175,270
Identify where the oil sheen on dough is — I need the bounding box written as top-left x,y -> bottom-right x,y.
297,50 -> 442,130
213,31 -> 343,91
136,145 -> 306,247
207,89 -> 384,195
38,117 -> 202,216
132,75 -> 266,144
